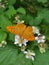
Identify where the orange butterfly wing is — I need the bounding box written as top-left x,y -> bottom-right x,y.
6,23 -> 26,36
22,26 -> 35,41
7,23 -> 35,41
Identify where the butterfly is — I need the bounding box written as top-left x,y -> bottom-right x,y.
6,23 -> 35,41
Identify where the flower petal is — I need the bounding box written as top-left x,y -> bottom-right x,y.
42,36 -> 45,39
0,44 -> 2,47
26,55 -> 29,58
31,53 -> 35,56
32,57 -> 34,61
15,35 -> 20,39
35,37 -> 38,40
14,41 -> 18,44
19,44 -> 22,46
32,26 -> 39,34
38,40 -> 41,43
24,51 -> 28,54
23,43 -> 27,46
23,39 -> 28,42
41,40 -> 45,43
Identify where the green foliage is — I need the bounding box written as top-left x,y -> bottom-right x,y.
0,44 -> 32,65
5,6 -> 16,18
37,9 -> 49,24
0,44 -> 49,65
16,7 -> 26,15
8,33 -> 14,41
0,0 -> 49,65
0,30 -> 7,42
0,15 -> 12,31
33,50 -> 49,65
8,0 -> 16,5
37,0 -> 47,3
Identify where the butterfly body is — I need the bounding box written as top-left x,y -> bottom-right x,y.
7,23 -> 35,41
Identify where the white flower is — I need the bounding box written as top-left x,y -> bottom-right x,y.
20,20 -> 24,23
35,35 -> 45,43
39,47 -> 46,53
39,43 -> 46,53
14,35 -> 28,47
15,15 -> 20,21
24,50 -> 35,61
15,15 -> 24,23
32,26 -> 39,34
20,46 -> 26,51
0,44 -> 2,47
1,4 -> 5,8
17,20 -> 24,24
0,3 -> 5,8
0,41 -> 7,47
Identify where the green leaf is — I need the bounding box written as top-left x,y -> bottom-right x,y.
45,30 -> 49,40
8,0 -> 16,5
17,7 -> 26,15
0,44 -> 32,65
0,30 -> 7,42
25,14 -> 34,25
27,41 -> 37,50
35,9 -> 49,25
41,9 -> 49,24
43,11 -> 49,24
8,33 -> 14,41
33,50 -> 49,65
0,8 -> 4,14
5,6 -> 16,18
28,15 -> 42,26
37,0 -> 47,3
0,15 -> 12,31
33,15 -> 43,26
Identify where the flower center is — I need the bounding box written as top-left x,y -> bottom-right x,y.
38,36 -> 42,40
27,52 -> 31,57
19,38 -> 23,44
41,44 -> 45,48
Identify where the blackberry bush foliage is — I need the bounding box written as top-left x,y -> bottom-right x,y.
0,0 -> 49,65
